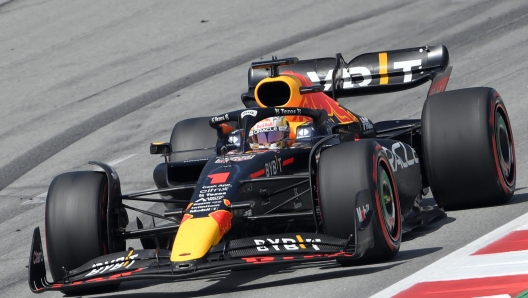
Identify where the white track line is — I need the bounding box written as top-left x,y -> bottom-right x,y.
106,154 -> 136,166
20,192 -> 47,205
20,154 -> 136,206
370,210 -> 528,297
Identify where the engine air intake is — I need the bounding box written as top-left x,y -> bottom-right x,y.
256,81 -> 291,107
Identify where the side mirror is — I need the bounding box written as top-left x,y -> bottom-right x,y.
150,142 -> 172,155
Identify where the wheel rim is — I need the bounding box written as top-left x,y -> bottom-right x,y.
495,111 -> 514,184
378,166 -> 397,239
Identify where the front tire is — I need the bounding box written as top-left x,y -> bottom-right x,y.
45,171 -> 124,294
422,88 -> 515,210
318,140 -> 402,265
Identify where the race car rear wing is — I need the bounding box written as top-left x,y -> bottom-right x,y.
245,45 -> 450,102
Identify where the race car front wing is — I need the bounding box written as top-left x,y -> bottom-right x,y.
28,206 -> 374,293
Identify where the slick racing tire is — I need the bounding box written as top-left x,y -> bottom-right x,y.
45,171 -> 124,295
422,88 -> 515,210
169,116 -> 220,161
155,117 -> 221,208
318,140 -> 402,265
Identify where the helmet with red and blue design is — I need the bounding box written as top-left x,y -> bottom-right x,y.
248,116 -> 290,149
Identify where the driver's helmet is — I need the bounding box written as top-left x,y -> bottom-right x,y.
248,116 -> 290,149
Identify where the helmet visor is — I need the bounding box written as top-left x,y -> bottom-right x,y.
251,131 -> 285,144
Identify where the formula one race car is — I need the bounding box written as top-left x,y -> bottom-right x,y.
29,45 -> 516,295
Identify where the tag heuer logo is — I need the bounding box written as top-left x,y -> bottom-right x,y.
241,110 -> 258,118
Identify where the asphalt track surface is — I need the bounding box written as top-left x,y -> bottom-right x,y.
1,0 -> 528,297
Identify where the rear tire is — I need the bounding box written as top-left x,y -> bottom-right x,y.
422,88 -> 515,210
45,171 -> 124,294
154,117 -> 220,208
170,116 -> 219,162
318,140 -> 402,265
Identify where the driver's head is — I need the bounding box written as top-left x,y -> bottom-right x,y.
249,116 -> 290,149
